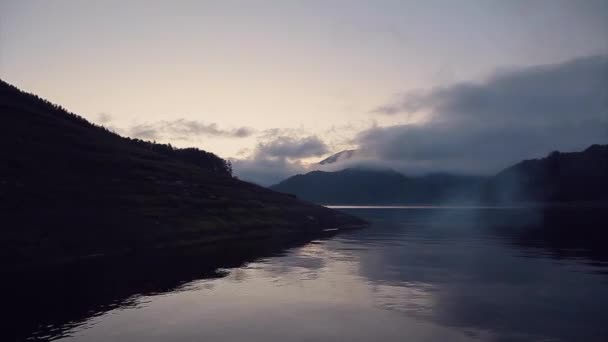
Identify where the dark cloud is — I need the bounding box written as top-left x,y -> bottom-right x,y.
374,55 -> 608,120
232,135 -> 329,185
355,54 -> 608,174
128,119 -> 254,141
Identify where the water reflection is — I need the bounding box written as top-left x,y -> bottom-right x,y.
4,207 -> 608,341
3,235 -> 334,341
340,207 -> 608,341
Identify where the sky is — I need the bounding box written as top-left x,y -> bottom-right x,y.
1,0 -> 607,185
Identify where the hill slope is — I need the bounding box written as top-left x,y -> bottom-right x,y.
0,79 -> 364,267
272,145 -> 608,205
483,144 -> 608,203
271,168 -> 486,205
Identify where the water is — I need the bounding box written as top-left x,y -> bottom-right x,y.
6,207 -> 608,341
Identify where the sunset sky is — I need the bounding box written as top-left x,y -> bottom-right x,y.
2,0 -> 607,184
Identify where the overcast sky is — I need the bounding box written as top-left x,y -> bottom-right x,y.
2,0 -> 607,184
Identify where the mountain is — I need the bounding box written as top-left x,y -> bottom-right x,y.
272,145 -> 608,205
0,79 -> 365,268
270,168 -> 486,205
318,149 -> 358,165
483,144 -> 608,203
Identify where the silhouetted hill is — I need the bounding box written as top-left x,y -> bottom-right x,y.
271,168 -> 486,205
274,145 -> 608,206
483,145 -> 608,203
0,79 -> 364,268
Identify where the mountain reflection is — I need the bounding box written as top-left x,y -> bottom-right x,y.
344,207 -> 608,341
3,235 -> 333,342
4,207 -> 608,342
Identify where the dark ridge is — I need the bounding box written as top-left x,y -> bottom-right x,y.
483,144 -> 608,203
270,168 -> 486,205
0,79 -> 232,176
0,79 -> 366,268
272,145 -> 608,206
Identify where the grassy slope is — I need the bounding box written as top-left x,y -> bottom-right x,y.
0,80 -> 365,267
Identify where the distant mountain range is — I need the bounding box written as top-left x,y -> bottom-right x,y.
271,168 -> 487,205
272,145 -> 608,205
0,79 -> 364,267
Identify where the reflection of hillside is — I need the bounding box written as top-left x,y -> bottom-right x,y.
3,233 -> 339,342
7,208 -> 608,342
479,206 -> 608,264
347,208 -> 608,342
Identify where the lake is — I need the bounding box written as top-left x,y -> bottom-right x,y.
6,207 -> 608,341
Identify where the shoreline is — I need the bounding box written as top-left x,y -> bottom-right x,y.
327,202 -> 608,209
2,222 -> 368,272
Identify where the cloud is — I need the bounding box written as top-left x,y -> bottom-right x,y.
96,112 -> 113,124
127,119 -> 254,141
129,123 -> 161,140
232,135 -> 329,185
370,90 -> 429,116
256,136 -> 329,159
355,54 -> 608,174
231,157 -> 307,186
374,55 -> 608,120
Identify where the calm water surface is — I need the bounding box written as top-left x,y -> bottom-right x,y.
7,207 -> 608,341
